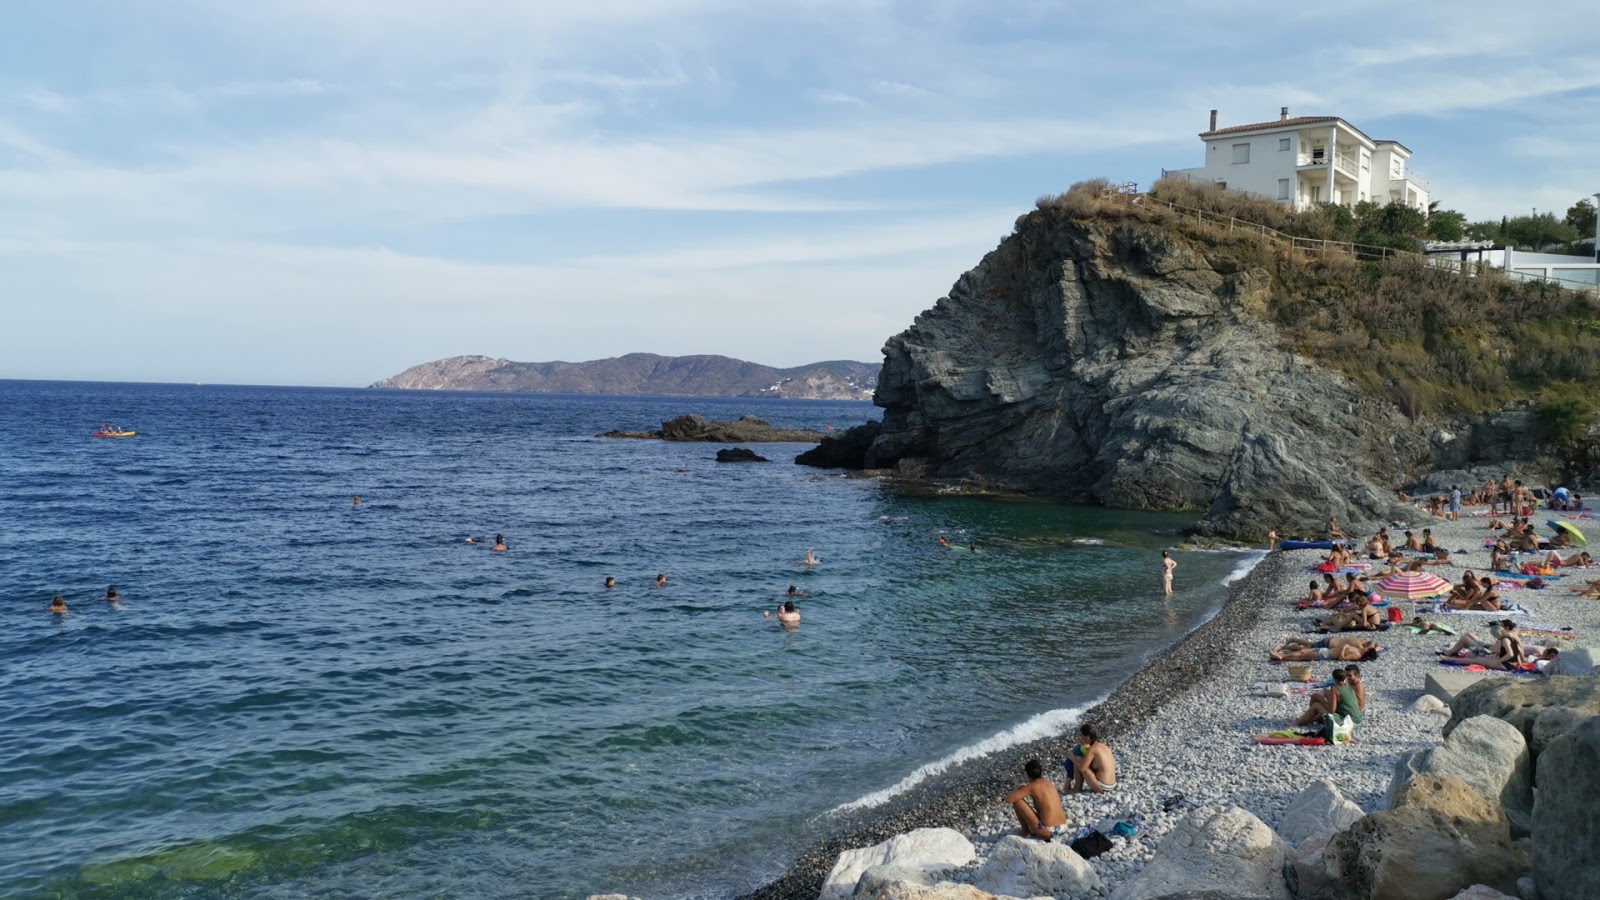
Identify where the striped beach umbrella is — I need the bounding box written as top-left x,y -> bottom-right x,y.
1374,570 -> 1453,600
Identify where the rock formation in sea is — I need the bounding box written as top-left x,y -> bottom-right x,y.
371,353 -> 877,400
600,414 -> 824,443
799,182 -> 1595,540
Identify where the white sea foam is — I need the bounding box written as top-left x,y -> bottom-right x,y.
1223,550 -> 1269,585
827,700 -> 1105,815
1072,538 -> 1106,545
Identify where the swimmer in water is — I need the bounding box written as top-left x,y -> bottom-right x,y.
353,495 -> 361,506
655,573 -> 668,587
104,586 -> 119,603
805,548 -> 817,568
492,535 -> 507,552
604,576 -> 616,589
763,600 -> 801,625
938,536 -> 950,548
50,595 -> 68,613
465,537 -> 476,543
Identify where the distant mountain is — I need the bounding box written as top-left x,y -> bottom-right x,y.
370,353 -> 879,400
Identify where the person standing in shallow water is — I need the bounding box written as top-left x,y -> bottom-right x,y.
1162,550 -> 1177,596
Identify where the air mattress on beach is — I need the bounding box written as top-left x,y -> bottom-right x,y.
1281,540 -> 1340,550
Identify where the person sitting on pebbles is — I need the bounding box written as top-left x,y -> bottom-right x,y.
1315,594 -> 1382,632
1439,620 -> 1529,670
1446,576 -> 1502,611
1064,723 -> 1118,793
1270,635 -> 1381,662
1003,759 -> 1069,840
1291,667 -> 1362,727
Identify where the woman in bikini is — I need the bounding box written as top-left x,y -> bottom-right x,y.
1162,550 -> 1176,596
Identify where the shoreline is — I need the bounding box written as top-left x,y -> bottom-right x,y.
739,545 -> 1279,900
740,507 -> 1598,899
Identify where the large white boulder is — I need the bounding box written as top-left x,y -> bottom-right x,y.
1108,806 -> 1290,900
854,883 -> 999,900
969,834 -> 1101,898
1278,780 -> 1365,847
1387,715 -> 1533,836
821,828 -> 976,900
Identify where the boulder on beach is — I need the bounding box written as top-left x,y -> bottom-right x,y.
1325,773 -> 1528,900
853,882 -> 997,900
1386,715 -> 1533,837
1108,806 -> 1289,900
968,834 -> 1100,898
715,447 -> 769,462
1444,675 -> 1600,759
1447,887 -> 1520,900
1278,779 -> 1364,848
852,863 -> 933,897
1543,644 -> 1594,676
819,828 -> 976,900
1530,716 -> 1600,900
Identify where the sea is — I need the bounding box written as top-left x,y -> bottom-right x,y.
0,380 -> 1258,899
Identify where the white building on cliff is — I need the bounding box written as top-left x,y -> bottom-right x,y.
1163,108 -> 1429,213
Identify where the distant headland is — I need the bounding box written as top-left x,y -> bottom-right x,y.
369,353 -> 878,401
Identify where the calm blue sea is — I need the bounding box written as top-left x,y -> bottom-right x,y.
0,381 -> 1254,899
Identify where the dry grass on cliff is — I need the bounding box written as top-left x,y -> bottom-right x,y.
1031,178 -> 1600,426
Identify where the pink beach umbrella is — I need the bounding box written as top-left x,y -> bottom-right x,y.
1374,570 -> 1453,600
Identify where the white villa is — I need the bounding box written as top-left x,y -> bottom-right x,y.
1163,108 -> 1429,212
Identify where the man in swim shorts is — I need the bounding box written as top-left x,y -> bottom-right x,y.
1065,723 -> 1117,793
1003,759 -> 1068,840
1270,636 -> 1380,662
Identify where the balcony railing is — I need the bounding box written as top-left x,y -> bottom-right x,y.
1389,169 -> 1430,192
1298,152 -> 1358,179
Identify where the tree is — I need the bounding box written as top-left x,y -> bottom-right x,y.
1426,209 -> 1467,242
1501,213 -> 1577,251
1466,220 -> 1502,242
1566,198 -> 1597,239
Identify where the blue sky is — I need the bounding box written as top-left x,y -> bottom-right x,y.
2,1 -> 1597,386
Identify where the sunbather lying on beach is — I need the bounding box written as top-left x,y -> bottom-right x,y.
1567,580 -> 1600,598
1545,550 -> 1594,568
1003,759 -> 1068,840
1410,617 -> 1453,635
1064,723 -> 1118,793
1270,635 -> 1381,662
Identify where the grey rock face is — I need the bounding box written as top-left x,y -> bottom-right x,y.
1530,716 -> 1600,900
1444,676 -> 1600,759
715,448 -> 770,462
600,415 -> 825,443
796,421 -> 883,469
1387,715 -> 1534,837
864,213 -> 1424,539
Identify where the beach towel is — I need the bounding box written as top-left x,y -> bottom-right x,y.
1437,659 -> 1542,677
1252,735 -> 1329,746
1496,571 -> 1562,581
1494,581 -> 1525,591
1521,625 -> 1580,641
1432,601 -> 1532,616
1405,624 -> 1457,635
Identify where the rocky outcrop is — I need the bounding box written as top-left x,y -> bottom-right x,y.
859,208 -> 1425,539
1386,715 -> 1534,837
796,421 -> 884,469
1279,780 -> 1364,848
1530,716 -> 1600,900
969,834 -> 1100,897
372,353 -> 878,400
715,447 -> 770,462
1108,806 -> 1289,900
600,415 -> 825,443
1444,676 -> 1600,761
820,828 -> 976,900
1324,773 -> 1529,900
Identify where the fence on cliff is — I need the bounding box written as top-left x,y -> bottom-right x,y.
1111,187 -> 1599,296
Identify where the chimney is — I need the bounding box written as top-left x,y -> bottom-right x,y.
1209,109 -> 1218,132
1281,106 -> 1290,121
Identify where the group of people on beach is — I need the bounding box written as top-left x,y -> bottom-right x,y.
1437,619 -> 1562,672
1004,723 -> 1119,841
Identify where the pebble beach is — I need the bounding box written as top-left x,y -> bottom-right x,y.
741,504 -> 1599,899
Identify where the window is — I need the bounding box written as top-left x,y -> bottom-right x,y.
1231,143 -> 1250,164
1277,179 -> 1291,200
1279,138 -> 1291,151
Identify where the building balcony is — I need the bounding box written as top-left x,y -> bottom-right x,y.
1297,151 -> 1359,179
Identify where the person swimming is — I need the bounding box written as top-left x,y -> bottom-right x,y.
655,574 -> 668,587
604,576 -> 616,589
805,548 -> 817,568
492,535 -> 507,552
50,595 -> 68,613
104,586 -> 119,603
764,602 -> 806,624
352,495 -> 361,506
938,536 -> 950,548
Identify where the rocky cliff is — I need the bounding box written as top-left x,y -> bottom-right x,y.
820,196 -> 1443,539
371,353 -> 877,400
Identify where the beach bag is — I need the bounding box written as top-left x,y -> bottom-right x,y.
1321,714 -> 1355,745
1070,830 -> 1114,859
1388,606 -> 1404,623
1287,663 -> 1314,682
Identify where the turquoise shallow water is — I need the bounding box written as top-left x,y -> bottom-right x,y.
0,381 -> 1252,899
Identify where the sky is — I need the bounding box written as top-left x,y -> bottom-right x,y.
2,1 -> 1598,386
